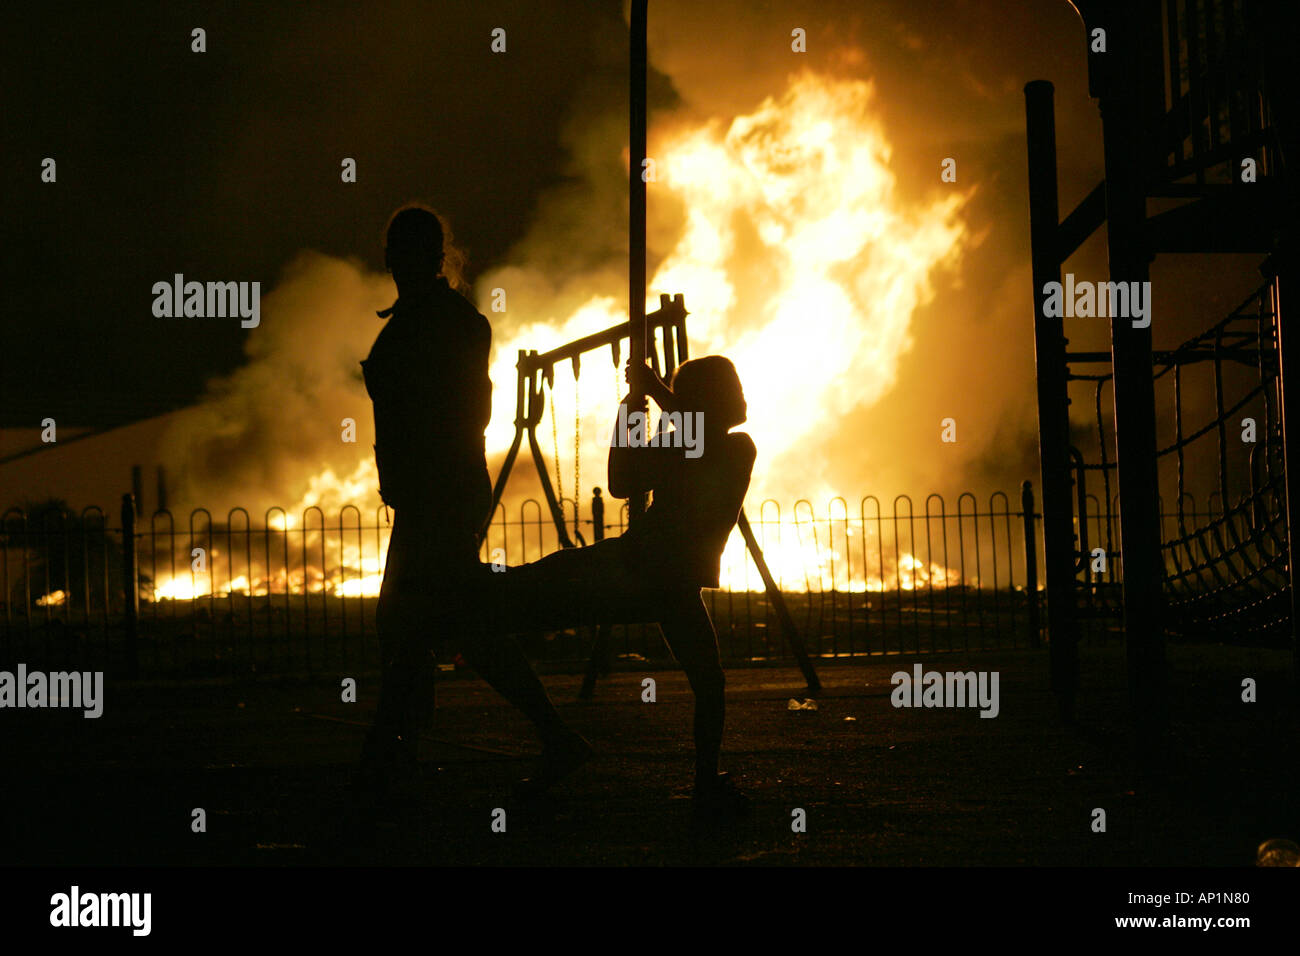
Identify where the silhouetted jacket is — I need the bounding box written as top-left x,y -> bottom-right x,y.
362,277 -> 492,529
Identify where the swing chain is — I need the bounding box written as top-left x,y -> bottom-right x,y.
574,372 -> 581,536
550,383 -> 564,519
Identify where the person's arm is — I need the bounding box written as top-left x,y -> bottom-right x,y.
474,319 -> 493,432
426,316 -> 491,433
627,361 -> 676,412
609,402 -> 689,499
727,432 -> 758,501
607,394 -> 651,498
606,361 -> 686,498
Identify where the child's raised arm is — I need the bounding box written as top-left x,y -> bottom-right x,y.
606,361 -> 675,499
626,360 -> 676,412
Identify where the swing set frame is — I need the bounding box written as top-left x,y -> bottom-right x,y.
480,293 -> 821,696
477,0 -> 818,696
482,292 -> 688,547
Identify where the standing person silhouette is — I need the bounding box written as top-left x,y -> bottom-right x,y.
357,204 -> 588,799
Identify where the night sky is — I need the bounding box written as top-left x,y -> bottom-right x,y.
3,0 -> 666,426
4,1 -> 1300,898
2,1 -> 1270,507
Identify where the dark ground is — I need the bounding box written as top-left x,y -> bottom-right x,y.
3,643 -> 1296,866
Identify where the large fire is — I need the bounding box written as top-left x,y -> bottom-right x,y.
151,69 -> 968,602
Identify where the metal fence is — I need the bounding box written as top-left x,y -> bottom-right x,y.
2,486 -> 1047,678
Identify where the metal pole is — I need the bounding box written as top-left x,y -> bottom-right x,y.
591,488 -> 605,542
120,492 -> 139,678
1266,255 -> 1300,699
1097,5 -> 1167,735
1021,480 -> 1041,648
736,511 -> 821,695
628,0 -> 649,523
1025,79 -> 1078,719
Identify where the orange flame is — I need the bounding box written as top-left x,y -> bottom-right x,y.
252,69 -> 969,594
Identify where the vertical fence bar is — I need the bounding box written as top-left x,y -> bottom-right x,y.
79,508 -> 92,659
831,497 -> 849,657
999,491 -> 1017,647
120,493 -> 138,678
302,507 -> 318,673
988,493 -> 1005,643
1023,480 -> 1042,647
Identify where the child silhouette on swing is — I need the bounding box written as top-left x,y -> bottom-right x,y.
490,354 -> 756,817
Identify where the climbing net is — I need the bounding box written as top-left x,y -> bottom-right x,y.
1068,280 -> 1289,640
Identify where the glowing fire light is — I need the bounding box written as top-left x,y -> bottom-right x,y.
334,574 -> 384,598
149,556 -> 389,604
478,71 -> 966,508
189,69 -> 969,598
716,532 -> 960,594
154,577 -> 209,602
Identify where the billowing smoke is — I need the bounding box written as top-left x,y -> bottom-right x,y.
157,253 -> 390,518
160,5 -> 1056,527
473,67 -> 976,511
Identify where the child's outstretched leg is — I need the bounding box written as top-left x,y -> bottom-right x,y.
659,594 -> 749,817
458,634 -> 592,790
461,537 -> 640,792
458,555 -> 619,791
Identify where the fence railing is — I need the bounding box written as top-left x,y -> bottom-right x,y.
2,486 -> 1048,678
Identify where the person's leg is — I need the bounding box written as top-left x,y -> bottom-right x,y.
356,516 -> 426,798
363,512 -> 470,770
369,582 -> 436,750
454,539 -> 644,784
457,631 -> 582,750
473,536 -> 633,642
366,539 -> 572,749
458,627 -> 593,791
657,593 -> 726,787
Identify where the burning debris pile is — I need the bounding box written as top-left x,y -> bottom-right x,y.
148,69 -> 971,600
